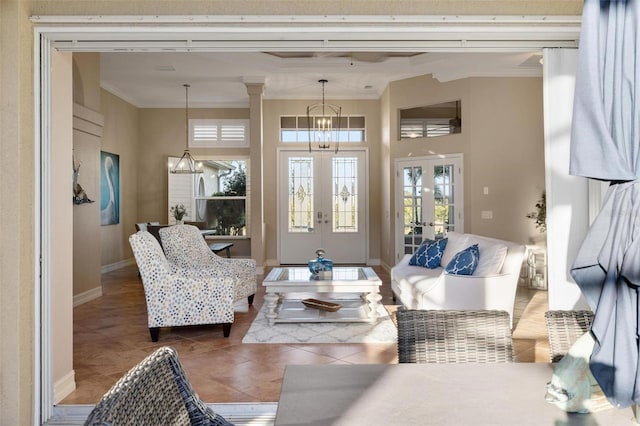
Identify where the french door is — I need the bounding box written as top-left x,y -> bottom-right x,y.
279,150 -> 367,264
395,154 -> 464,263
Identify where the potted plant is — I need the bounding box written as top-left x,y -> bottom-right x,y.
526,191 -> 546,233
170,203 -> 188,224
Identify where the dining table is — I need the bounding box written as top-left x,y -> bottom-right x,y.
274,363 -> 636,425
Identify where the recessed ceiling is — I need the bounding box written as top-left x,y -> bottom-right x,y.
99,51 -> 543,108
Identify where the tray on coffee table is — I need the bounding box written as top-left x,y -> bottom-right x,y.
301,298 -> 342,312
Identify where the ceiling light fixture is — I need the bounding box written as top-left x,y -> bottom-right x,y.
306,79 -> 342,153
171,83 -> 203,174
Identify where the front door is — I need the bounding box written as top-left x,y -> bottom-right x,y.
395,155 -> 464,263
279,150 -> 367,264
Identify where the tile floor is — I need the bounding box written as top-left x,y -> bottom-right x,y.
61,265 -> 550,405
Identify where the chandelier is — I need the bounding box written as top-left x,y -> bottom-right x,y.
306,79 -> 342,153
171,83 -> 203,174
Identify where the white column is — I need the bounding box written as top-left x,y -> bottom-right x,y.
542,48 -> 590,310
246,82 -> 265,272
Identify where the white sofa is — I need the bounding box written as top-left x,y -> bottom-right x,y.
391,232 -> 526,326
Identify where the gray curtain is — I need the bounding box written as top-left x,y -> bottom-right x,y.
570,0 -> 640,408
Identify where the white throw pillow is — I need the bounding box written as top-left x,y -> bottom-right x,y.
472,241 -> 508,276
440,232 -> 468,267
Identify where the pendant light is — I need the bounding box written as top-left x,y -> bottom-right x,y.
306,79 -> 342,153
171,83 -> 203,174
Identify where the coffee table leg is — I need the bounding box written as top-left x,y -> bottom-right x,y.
365,291 -> 383,320
264,292 -> 280,325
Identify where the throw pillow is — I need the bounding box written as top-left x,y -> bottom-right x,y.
474,242 -> 508,276
440,232 -> 468,268
444,244 -> 480,275
409,238 -> 448,269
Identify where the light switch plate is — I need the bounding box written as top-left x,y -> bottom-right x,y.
481,210 -> 493,219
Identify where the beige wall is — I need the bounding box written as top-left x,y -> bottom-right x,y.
384,74 -> 545,266
29,0 -> 583,16
72,105 -> 103,297
379,87 -> 393,266
137,107 -> 250,228
0,0 -> 34,423
73,53 -> 102,112
466,77 -> 545,243
72,52 -> 141,284
100,90 -> 140,266
2,0 -> 583,423
72,53 -> 103,298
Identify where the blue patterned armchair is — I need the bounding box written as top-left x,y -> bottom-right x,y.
129,231 -> 236,341
159,225 -> 257,306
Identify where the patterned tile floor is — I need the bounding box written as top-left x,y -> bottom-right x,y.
61,265 -> 549,404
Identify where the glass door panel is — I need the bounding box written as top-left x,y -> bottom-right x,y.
287,157 -> 315,232
396,155 -> 463,263
402,165 -> 424,255
332,157 -> 358,233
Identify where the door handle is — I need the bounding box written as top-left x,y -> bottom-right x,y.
428,222 -> 435,227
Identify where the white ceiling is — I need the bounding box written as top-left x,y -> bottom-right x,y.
99,50 -> 544,108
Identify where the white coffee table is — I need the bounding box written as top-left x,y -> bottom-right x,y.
262,267 -> 383,325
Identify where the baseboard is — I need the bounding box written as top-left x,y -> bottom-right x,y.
73,286 -> 102,307
101,257 -> 136,274
54,370 -> 76,404
380,261 -> 393,272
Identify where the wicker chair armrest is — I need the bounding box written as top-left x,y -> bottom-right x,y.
85,347 -> 234,425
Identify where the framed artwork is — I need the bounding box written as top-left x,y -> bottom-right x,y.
100,151 -> 120,225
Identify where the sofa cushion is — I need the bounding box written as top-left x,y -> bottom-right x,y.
409,238 -> 448,268
444,244 -> 480,275
473,241 -> 508,276
440,232 -> 469,267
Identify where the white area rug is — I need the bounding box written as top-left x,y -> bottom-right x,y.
242,303 -> 397,344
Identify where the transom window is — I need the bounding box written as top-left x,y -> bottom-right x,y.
189,119 -> 250,148
280,115 -> 366,143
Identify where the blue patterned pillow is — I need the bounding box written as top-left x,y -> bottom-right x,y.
444,244 -> 480,275
409,238 -> 448,269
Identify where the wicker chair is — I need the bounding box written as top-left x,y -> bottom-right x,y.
396,309 -> 515,363
85,346 -> 233,426
544,310 -> 594,362
159,225 -> 257,306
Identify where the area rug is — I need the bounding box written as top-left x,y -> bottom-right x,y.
241,302 -> 397,344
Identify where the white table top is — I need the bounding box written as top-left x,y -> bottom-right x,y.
264,266 -> 380,284
275,363 -> 636,426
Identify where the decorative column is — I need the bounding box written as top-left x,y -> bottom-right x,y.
245,82 -> 265,272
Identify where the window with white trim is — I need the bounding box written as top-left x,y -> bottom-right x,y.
399,118 -> 460,138
189,119 -> 250,148
280,115 -> 366,143
399,100 -> 462,139
168,158 -> 249,237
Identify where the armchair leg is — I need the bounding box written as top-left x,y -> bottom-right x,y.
222,323 -> 232,337
248,294 -> 255,305
149,327 -> 160,342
